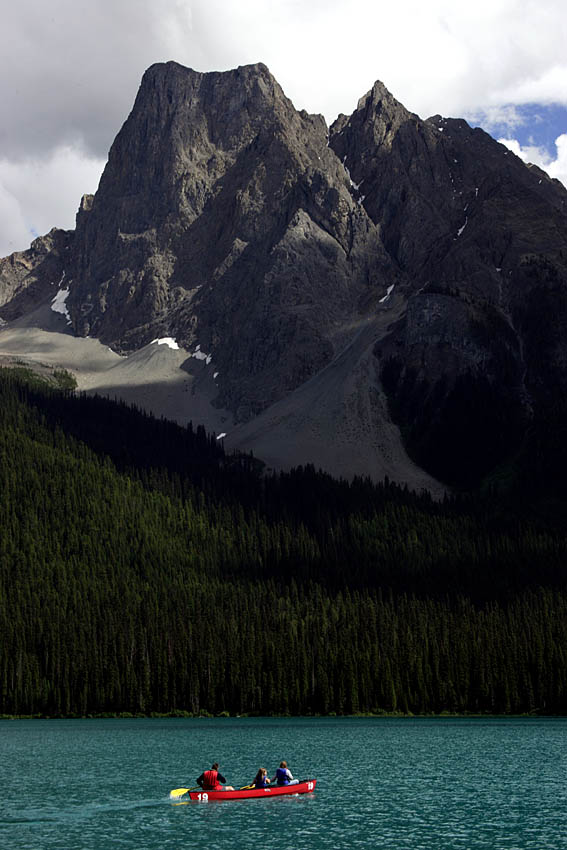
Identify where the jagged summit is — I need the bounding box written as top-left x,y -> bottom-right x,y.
355,79 -> 413,119
1,61 -> 567,490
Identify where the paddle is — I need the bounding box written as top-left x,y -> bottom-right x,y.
169,786 -> 199,798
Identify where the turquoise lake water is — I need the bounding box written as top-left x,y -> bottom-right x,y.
2,716 -> 567,849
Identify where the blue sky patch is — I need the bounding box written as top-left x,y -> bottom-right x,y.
472,103 -> 567,158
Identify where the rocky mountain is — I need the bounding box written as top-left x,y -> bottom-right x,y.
331,81 -> 567,486
68,62 -> 398,420
0,228 -> 72,320
2,61 -> 567,492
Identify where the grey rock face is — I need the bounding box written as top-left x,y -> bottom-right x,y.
67,61 -> 397,419
0,228 -> 73,320
330,83 -> 567,484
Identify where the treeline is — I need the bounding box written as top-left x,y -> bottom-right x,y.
1,369 -> 567,716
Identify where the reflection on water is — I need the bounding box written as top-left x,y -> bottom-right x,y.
2,717 -> 567,849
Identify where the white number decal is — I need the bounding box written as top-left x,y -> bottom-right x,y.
307,782 -> 314,790
197,792 -> 208,801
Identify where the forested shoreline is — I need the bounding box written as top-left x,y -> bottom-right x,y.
1,369 -> 567,717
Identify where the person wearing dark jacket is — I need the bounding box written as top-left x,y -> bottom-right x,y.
197,762 -> 234,791
252,767 -> 270,788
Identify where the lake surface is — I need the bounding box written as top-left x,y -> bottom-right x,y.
2,716 -> 567,849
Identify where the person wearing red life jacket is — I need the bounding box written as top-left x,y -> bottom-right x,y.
196,762 -> 234,791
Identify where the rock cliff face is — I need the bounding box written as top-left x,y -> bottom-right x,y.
69,62 -> 394,420
330,82 -> 567,484
2,62 -> 567,489
0,228 -> 73,320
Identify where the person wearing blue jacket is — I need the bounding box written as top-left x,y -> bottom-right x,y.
271,760 -> 299,785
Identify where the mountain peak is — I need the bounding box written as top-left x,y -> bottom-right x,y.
355,79 -> 413,123
140,59 -> 277,94
137,60 -> 283,111
330,78 -> 415,162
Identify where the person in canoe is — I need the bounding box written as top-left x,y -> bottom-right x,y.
197,762 -> 234,791
271,760 -> 299,786
252,767 -> 271,788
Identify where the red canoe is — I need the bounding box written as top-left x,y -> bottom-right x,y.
188,779 -> 317,801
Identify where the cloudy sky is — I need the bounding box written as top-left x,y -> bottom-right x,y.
2,0 -> 567,257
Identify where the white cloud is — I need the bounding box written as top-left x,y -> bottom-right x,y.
0,148 -> 105,256
548,135 -> 567,185
492,65 -> 567,109
499,135 -> 567,188
465,105 -> 527,136
0,182 -> 31,258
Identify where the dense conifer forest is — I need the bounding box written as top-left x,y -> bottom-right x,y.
1,367 -> 567,717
